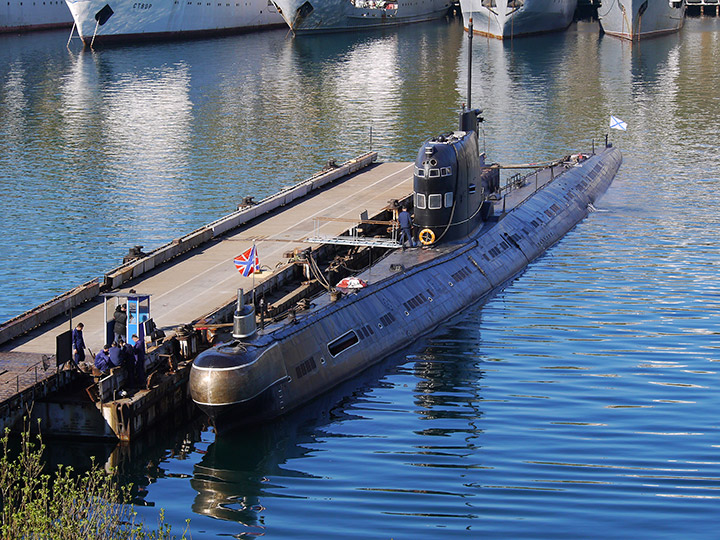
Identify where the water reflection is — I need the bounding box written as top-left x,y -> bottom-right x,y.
60,52 -> 101,156
412,324 -> 486,419
282,21 -> 467,160
465,21 -> 690,165
191,423 -> 315,529
187,357 -> 396,533
102,63 -> 193,241
0,21 -> 471,322
2,64 -> 27,147
184,323 -> 492,535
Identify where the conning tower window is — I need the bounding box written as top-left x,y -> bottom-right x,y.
416,168 -> 425,177
428,194 -> 442,209
444,192 -> 453,208
415,193 -> 426,209
428,169 -> 440,178
328,330 -> 359,357
441,167 -> 452,177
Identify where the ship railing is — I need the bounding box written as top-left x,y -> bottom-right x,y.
499,169 -> 541,197
493,158 -> 566,198
306,217 -> 401,248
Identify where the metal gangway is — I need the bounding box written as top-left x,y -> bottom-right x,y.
307,216 -> 402,248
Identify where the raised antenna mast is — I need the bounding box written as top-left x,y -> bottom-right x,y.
467,18 -> 473,109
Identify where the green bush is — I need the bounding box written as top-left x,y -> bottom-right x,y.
0,419 -> 189,539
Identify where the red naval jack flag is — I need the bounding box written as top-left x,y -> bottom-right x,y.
234,244 -> 260,277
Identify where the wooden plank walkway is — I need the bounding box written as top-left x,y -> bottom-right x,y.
1,161 -> 414,359
0,352 -> 51,401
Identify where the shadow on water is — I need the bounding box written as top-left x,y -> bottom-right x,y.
41,404 -> 208,504
186,305 -> 491,531
37,348 -> 419,522
188,353 -> 410,526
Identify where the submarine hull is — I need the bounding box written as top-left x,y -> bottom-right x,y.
190,146 -> 622,428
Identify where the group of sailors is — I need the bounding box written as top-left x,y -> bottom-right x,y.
70,303 -> 146,387
91,335 -> 146,386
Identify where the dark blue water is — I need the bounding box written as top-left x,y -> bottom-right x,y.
2,15 -> 720,539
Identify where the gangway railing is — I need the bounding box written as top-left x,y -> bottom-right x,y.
306,217 -> 401,248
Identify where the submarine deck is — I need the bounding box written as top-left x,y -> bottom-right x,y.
228,159 -> 571,336
0,160 -> 415,359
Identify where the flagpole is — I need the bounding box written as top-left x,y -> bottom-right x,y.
252,240 -> 256,309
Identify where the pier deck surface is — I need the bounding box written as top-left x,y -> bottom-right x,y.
1,161 -> 414,358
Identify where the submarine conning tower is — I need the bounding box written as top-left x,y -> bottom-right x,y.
412,107 -> 499,245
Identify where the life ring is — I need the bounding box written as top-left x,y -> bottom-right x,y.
419,228 -> 435,245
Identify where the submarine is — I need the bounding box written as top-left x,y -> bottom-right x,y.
189,26 -> 622,430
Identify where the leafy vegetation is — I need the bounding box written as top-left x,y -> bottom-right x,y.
0,419 -> 189,539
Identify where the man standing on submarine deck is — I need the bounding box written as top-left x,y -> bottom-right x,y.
398,206 -> 416,250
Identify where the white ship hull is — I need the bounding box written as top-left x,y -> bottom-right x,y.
65,0 -> 284,44
598,0 -> 685,40
1,0 -> 73,32
459,0 -> 577,39
271,0 -> 453,34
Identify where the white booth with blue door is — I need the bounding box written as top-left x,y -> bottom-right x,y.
101,292 -> 152,345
